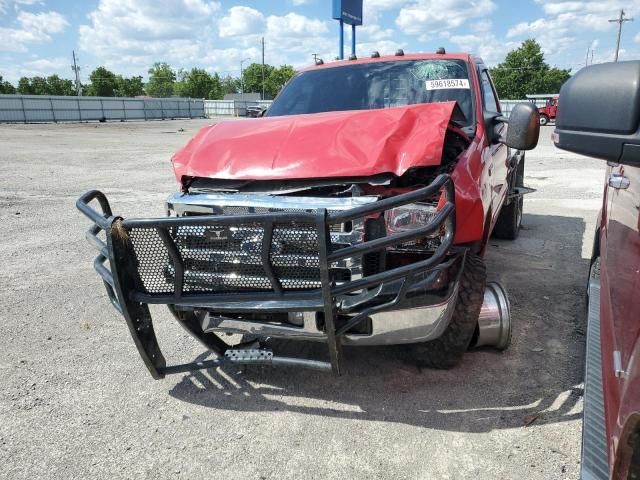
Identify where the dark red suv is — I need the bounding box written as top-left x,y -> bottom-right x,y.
555,60 -> 640,480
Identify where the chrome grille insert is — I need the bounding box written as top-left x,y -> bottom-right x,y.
126,193 -> 380,294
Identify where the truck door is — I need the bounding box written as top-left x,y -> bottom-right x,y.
604,162 -> 640,382
478,68 -> 509,223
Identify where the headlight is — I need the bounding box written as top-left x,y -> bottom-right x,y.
384,202 -> 439,236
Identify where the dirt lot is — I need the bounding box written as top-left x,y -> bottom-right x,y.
0,120 -> 605,479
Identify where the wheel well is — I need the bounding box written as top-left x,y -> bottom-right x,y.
613,415 -> 640,479
628,429 -> 640,479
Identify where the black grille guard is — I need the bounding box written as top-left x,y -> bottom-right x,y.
77,174 -> 459,377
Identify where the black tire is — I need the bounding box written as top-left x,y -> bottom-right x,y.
539,114 -> 549,126
493,155 -> 525,240
493,196 -> 523,240
407,254 -> 487,369
627,430 -> 640,480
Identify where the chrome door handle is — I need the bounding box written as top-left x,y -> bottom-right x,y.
609,173 -> 630,190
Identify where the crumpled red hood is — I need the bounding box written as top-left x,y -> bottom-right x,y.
172,102 -> 458,182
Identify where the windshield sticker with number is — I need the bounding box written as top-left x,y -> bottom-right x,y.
425,79 -> 470,90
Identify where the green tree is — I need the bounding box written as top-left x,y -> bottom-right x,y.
490,39 -> 571,99
17,77 -> 33,94
266,65 -> 296,98
15,75 -> 74,95
115,76 -> 145,97
208,73 -> 223,99
241,63 -> 275,96
0,75 -> 16,94
146,62 -> 176,97
30,77 -> 49,95
86,67 -> 118,96
46,75 -> 75,96
220,74 -> 240,96
175,68 -> 218,98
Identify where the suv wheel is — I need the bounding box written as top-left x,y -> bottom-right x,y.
539,114 -> 549,126
406,253 -> 486,369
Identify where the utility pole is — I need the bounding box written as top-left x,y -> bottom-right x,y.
71,50 -> 81,96
240,57 -> 250,99
591,49 -> 594,65
585,47 -> 590,68
261,37 -> 265,101
609,9 -> 633,62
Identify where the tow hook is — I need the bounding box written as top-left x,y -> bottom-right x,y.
473,282 -> 512,350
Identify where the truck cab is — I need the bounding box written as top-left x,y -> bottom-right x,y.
538,97 -> 558,125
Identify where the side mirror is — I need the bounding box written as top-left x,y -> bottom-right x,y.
504,103 -> 540,150
554,61 -> 640,166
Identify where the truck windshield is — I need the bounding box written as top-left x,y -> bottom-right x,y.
267,59 -> 474,128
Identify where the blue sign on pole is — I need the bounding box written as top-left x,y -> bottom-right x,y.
332,0 -> 363,26
333,0 -> 362,59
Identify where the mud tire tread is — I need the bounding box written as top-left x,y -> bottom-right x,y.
408,254 -> 487,369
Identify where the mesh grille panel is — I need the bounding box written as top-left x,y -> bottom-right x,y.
271,222 -> 320,289
129,228 -> 172,294
175,223 -> 271,292
127,220 -> 325,294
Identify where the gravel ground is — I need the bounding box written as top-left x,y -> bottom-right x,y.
0,121 -> 605,479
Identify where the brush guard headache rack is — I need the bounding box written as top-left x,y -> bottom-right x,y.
77,174 -> 458,378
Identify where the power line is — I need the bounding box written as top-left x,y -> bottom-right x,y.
609,9 -> 633,62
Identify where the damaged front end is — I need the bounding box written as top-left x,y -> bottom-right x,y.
77,172 -> 462,378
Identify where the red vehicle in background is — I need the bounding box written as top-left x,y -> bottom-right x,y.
555,61 -> 640,480
537,96 -> 558,126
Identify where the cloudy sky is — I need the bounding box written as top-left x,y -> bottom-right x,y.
1,0 -> 639,83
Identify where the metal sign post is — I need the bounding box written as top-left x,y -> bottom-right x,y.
339,19 -> 344,60
332,0 -> 362,60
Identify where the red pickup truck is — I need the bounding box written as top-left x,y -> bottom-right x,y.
555,61 -> 640,480
77,52 -> 539,378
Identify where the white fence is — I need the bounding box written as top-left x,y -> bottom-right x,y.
205,99 -> 541,119
204,99 -> 273,117
500,99 -> 547,118
0,95 -> 543,122
0,95 -> 205,123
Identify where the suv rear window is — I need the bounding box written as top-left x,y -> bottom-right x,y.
267,59 -> 474,128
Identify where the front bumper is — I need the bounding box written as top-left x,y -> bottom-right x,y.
77,174 -> 460,377
201,261 -> 463,347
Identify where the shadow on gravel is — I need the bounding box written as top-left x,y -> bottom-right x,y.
168,214 -> 589,433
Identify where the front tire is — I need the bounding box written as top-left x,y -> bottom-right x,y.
539,114 -> 549,126
406,254 -> 487,369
